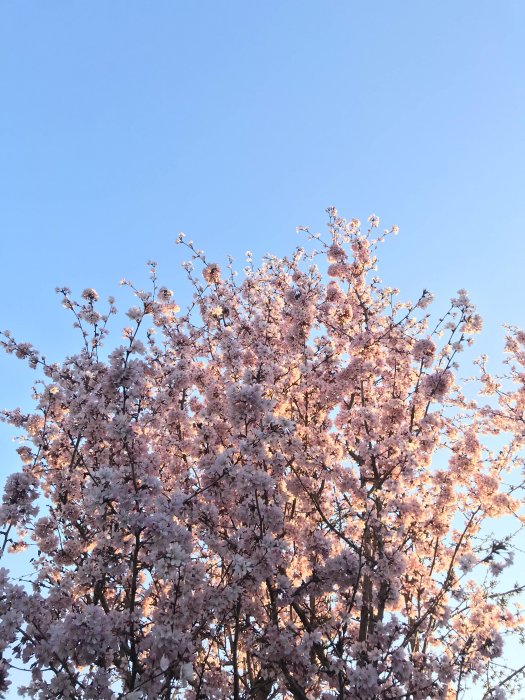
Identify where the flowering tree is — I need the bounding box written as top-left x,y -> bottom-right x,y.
1,210 -> 525,699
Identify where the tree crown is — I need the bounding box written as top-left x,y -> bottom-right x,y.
1,210 -> 524,699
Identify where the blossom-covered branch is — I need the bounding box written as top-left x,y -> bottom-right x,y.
0,209 -> 524,699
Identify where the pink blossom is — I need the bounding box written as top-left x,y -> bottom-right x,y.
422,369 -> 454,400
412,337 -> 436,367
81,287 -> 99,302
0,209 -> 524,699
202,263 -> 221,284
327,243 -> 346,263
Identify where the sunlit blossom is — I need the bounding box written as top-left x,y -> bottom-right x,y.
0,209 -> 524,700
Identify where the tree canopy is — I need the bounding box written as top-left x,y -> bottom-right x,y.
1,210 -> 525,699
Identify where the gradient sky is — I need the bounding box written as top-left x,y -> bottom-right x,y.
1,1 -> 524,696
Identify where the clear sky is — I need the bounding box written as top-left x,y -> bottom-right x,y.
1,1 -> 525,378
1,1 -> 524,696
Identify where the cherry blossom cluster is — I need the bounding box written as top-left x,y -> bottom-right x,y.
1,209 -> 524,699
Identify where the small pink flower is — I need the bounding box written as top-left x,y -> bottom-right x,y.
203,263 -> 221,284
81,288 -> 99,302
327,243 -> 346,263
413,338 -> 436,367
327,263 -> 346,278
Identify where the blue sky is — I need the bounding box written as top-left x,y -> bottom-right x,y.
1,1 -> 525,695
1,1 -> 524,365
